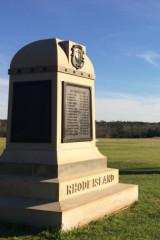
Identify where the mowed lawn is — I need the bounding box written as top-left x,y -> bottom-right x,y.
0,138 -> 5,155
97,138 -> 160,170
0,138 -> 159,240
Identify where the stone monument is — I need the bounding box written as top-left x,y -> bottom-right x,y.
0,38 -> 138,229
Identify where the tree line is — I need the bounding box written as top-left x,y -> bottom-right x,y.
96,121 -> 160,138
0,120 -> 7,137
1,119 -> 160,138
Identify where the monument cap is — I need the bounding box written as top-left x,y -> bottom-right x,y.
9,38 -> 95,80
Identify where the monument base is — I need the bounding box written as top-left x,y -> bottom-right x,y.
0,167 -> 138,230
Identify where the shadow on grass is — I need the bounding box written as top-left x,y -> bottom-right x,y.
0,221 -> 61,239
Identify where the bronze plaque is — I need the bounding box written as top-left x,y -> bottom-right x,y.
62,82 -> 92,142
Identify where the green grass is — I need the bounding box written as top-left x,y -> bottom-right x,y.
0,138 -> 5,155
97,138 -> 160,170
0,138 -> 160,240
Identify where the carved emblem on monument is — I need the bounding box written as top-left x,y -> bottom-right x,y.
71,45 -> 84,69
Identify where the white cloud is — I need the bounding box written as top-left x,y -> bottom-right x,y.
127,51 -> 160,66
1,84 -> 160,122
0,78 -> 9,87
0,78 -> 9,119
95,92 -> 160,122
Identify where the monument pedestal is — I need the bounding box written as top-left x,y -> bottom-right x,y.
0,167 -> 138,229
0,38 -> 138,229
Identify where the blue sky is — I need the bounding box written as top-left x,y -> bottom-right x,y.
1,0 -> 160,121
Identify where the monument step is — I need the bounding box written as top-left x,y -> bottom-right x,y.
0,168 -> 118,201
60,183 -> 138,230
0,157 -> 107,178
58,168 -> 119,200
0,175 -> 58,201
0,183 -> 138,229
0,162 -> 56,177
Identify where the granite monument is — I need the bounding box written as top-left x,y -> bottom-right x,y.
0,38 -> 138,229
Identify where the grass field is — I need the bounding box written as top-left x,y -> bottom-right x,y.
0,138 -> 5,155
97,138 -> 160,170
0,138 -> 160,240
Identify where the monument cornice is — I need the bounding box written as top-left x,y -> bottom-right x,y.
8,65 -> 95,80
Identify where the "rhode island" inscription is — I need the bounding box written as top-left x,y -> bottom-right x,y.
66,174 -> 114,195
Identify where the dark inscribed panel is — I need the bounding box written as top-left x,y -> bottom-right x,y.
62,82 -> 92,142
11,80 -> 51,143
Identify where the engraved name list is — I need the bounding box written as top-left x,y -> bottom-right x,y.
62,83 -> 92,142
